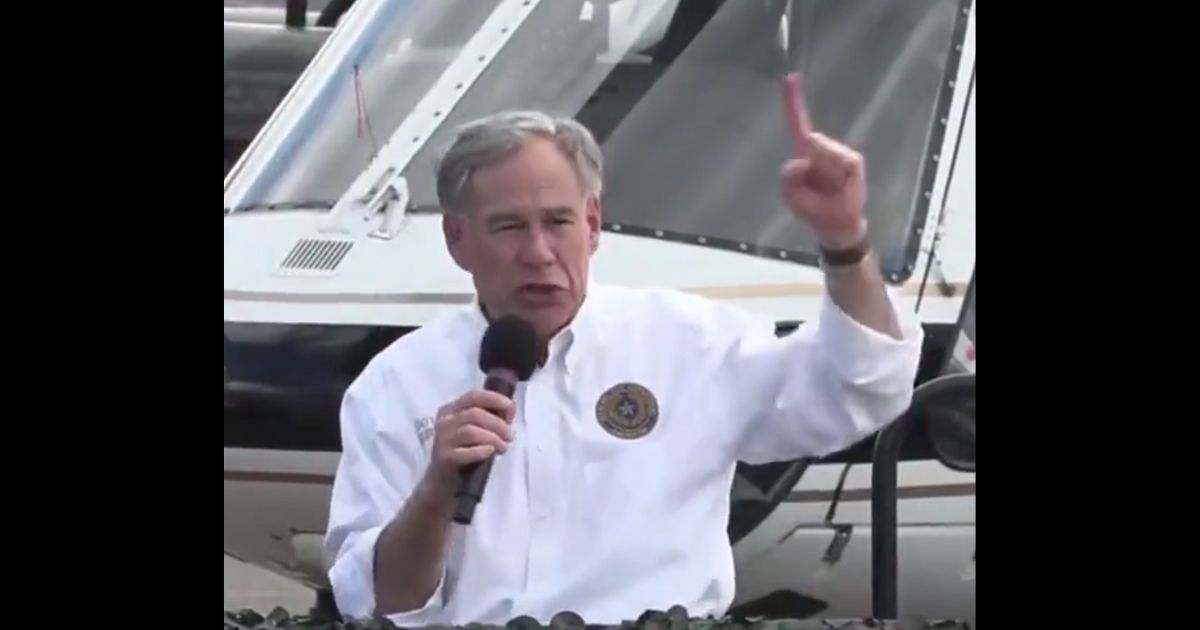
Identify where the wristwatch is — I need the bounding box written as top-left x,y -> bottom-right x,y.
819,234 -> 872,268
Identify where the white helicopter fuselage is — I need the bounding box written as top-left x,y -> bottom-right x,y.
224,0 -> 976,624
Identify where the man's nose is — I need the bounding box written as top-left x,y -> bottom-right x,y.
518,229 -> 555,266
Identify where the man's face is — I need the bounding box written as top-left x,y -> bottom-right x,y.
444,136 -> 601,344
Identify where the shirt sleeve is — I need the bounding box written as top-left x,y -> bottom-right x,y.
718,292 -> 925,465
322,362 -> 448,623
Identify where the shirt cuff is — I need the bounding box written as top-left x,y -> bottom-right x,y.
817,293 -> 924,393
328,524 -> 447,623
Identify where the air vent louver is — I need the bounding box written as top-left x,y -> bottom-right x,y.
277,238 -> 353,275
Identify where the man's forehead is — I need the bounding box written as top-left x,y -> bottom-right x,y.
473,173 -> 582,211
456,137 -> 584,216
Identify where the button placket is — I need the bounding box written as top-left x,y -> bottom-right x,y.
523,370 -> 553,584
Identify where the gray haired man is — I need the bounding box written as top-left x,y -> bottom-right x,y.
323,105 -> 923,625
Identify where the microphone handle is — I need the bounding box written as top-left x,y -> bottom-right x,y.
453,373 -> 516,525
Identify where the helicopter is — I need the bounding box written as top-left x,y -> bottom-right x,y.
223,0 -> 976,624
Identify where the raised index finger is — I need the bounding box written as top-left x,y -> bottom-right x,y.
781,73 -> 813,157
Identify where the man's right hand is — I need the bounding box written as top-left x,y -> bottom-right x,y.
419,390 -> 516,508
373,389 -> 515,614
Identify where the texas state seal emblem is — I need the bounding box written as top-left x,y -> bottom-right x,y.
595,382 -> 659,439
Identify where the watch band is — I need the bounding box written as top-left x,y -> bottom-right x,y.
819,235 -> 872,267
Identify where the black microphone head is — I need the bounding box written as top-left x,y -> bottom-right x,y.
479,315 -> 538,381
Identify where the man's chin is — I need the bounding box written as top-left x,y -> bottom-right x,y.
522,309 -> 566,333
499,292 -> 578,333
508,306 -> 571,340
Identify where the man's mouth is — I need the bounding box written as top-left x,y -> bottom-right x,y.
518,283 -> 563,300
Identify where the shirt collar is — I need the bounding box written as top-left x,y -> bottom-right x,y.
556,278 -> 604,377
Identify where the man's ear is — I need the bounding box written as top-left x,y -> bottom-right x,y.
586,195 -> 602,254
443,213 -> 471,271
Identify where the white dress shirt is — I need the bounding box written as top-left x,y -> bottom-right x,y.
323,282 -> 923,625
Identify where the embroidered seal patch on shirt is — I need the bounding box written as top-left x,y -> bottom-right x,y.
596,382 -> 659,439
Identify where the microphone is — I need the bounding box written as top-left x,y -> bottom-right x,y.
453,314 -> 538,525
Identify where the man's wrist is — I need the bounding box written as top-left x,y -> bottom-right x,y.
414,473 -> 457,520
818,224 -> 871,268
816,217 -> 868,248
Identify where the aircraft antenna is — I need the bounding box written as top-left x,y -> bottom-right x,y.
353,64 -> 380,157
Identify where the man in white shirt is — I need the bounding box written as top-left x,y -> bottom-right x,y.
324,94 -> 924,625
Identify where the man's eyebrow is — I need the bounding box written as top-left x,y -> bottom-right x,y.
485,207 -> 574,226
485,212 -> 526,227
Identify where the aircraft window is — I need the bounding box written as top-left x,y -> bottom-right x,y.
400,0 -> 968,276
228,0 -> 735,211
595,0 -> 968,274
229,0 -> 512,210
399,0 -> 688,205
227,0 -> 968,278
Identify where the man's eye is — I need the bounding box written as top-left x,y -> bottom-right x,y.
551,217 -> 573,225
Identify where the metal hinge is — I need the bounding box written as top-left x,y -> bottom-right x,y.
364,171 -> 410,240
318,168 -> 410,238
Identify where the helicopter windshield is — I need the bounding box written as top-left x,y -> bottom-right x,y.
225,0 -> 969,276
